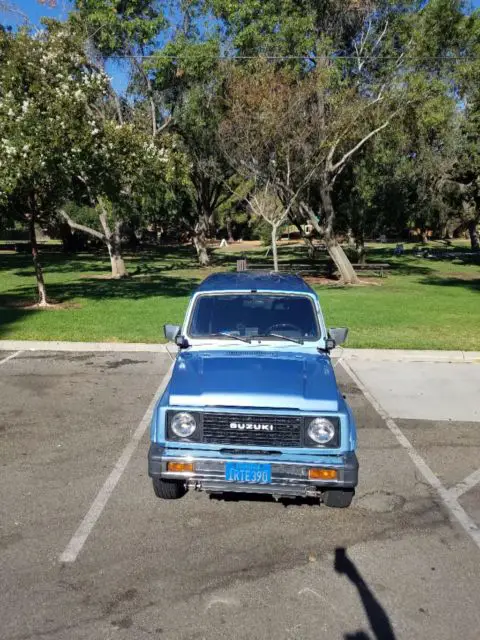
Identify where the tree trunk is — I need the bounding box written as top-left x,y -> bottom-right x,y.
325,236 -> 359,284
110,221 -> 127,277
225,213 -> 235,243
58,221 -> 75,254
319,182 -> 359,285
98,208 -> 128,278
468,219 -> 479,250
356,232 -> 366,264
29,212 -> 48,306
289,211 -> 317,258
271,225 -> 279,272
193,214 -> 210,266
346,228 -> 355,249
106,242 -> 127,278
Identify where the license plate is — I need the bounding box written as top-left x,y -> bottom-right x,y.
225,462 -> 271,484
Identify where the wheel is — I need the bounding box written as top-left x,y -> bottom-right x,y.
323,489 -> 354,508
152,477 -> 187,500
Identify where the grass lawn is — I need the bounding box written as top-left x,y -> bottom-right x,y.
0,241 -> 479,349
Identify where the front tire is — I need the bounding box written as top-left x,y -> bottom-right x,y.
152,478 -> 187,500
323,488 -> 354,508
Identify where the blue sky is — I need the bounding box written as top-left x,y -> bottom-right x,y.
4,0 -> 72,25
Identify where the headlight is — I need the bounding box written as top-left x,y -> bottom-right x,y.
307,418 -> 336,444
171,412 -> 197,438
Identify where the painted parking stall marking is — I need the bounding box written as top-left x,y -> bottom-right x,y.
59,363 -> 173,563
341,359 -> 480,551
0,351 -> 23,366
450,468 -> 480,500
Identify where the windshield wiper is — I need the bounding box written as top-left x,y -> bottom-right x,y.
211,332 -> 252,344
260,333 -> 304,345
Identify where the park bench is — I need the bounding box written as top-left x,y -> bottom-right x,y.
351,262 -> 391,277
237,258 -> 391,278
236,259 -> 321,275
325,261 -> 391,278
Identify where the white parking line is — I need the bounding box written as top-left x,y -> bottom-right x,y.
59,364 -> 173,563
0,350 -> 22,366
341,360 -> 480,552
450,468 -> 480,500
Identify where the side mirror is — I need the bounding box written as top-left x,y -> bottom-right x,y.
164,324 -> 181,342
329,327 -> 349,346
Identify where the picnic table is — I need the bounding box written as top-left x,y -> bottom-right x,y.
237,259 -> 391,278
351,262 -> 391,277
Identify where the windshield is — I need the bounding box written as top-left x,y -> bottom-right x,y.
188,294 -> 320,341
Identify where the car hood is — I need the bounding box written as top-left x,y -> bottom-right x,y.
168,350 -> 340,412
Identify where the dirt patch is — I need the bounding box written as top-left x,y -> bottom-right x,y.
304,276 -> 382,287
304,276 -> 339,286
79,273 -> 115,280
443,272 -> 479,281
213,238 -> 305,252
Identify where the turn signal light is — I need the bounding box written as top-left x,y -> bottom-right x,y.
167,462 -> 194,473
308,468 -> 337,480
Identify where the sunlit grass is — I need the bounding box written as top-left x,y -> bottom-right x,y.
0,241 -> 479,349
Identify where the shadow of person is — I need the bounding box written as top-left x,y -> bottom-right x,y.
335,547 -> 396,640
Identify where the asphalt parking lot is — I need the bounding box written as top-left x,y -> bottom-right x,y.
1,349 -> 480,640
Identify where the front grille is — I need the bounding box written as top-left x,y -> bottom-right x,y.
202,413 -> 302,447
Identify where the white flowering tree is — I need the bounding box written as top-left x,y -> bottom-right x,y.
0,21 -> 111,303
59,120 -> 174,278
0,19 -> 176,291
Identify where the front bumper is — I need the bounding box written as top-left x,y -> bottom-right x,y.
148,444 -> 358,498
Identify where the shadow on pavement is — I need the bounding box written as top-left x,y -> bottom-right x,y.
335,547 -> 396,640
208,492 -> 320,508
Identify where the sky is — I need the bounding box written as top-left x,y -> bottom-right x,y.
4,0 -> 72,25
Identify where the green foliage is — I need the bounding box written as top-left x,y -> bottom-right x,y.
2,0 -> 480,268
73,0 -> 166,56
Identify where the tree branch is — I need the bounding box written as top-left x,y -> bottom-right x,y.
373,20 -> 389,52
59,209 -> 105,241
132,48 -> 157,137
330,114 -> 397,176
326,93 -> 385,172
156,116 -> 172,135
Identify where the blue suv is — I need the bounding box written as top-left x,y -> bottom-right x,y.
148,272 -> 358,508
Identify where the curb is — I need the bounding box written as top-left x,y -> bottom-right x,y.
334,348 -> 480,364
0,340 -> 170,353
0,340 -> 479,362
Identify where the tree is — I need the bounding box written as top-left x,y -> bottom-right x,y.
444,4 -> 480,249
0,21 -> 111,303
212,0 -> 423,283
148,20 -> 230,266
59,121 -> 175,277
247,184 -> 288,272
339,1 -> 480,251
73,0 -> 168,137
73,1 -> 219,265
58,1 -> 173,274
220,61 -> 403,283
